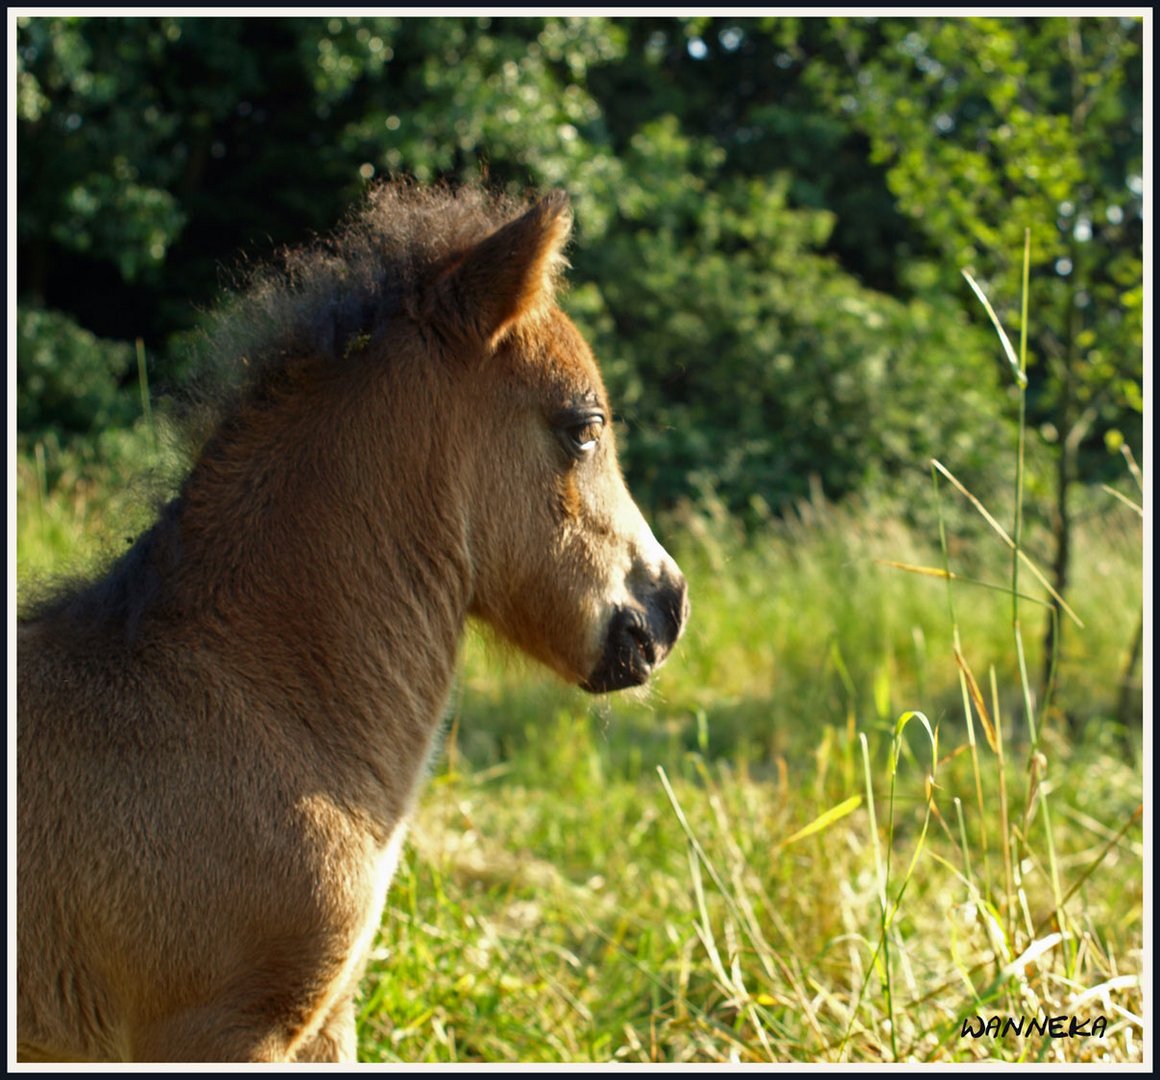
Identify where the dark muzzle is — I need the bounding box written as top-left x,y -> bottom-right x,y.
582,575 -> 689,694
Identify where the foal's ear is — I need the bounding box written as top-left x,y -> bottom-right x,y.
426,192 -> 572,353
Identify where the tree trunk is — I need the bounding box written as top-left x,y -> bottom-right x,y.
1115,608 -> 1143,743
1041,432 -> 1073,723
1042,21 -> 1086,733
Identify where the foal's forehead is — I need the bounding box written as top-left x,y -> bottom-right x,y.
518,308 -> 608,404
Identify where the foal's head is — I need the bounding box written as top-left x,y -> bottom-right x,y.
418,192 -> 688,692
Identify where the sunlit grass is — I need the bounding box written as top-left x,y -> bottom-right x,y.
354,241 -> 1143,1063
353,698 -> 1140,1062
14,281 -> 1144,1063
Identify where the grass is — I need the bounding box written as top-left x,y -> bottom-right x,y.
13,261 -> 1145,1061
15,449 -> 1143,1062
348,495 -> 1140,1063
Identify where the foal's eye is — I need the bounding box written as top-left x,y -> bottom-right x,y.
561,416 -> 605,458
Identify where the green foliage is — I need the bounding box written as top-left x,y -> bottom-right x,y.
17,17 -> 190,283
16,306 -> 138,439
822,16 -> 1144,474
570,133 -> 1011,516
313,17 -> 627,202
15,15 -> 1143,519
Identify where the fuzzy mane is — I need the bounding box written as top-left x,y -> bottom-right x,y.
185,181 -> 545,442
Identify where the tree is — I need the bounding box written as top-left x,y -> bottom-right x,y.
819,16 -> 1144,715
16,16 -> 1142,557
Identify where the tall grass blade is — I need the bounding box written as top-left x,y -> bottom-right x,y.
1120,443 -> 1143,493
953,648 -> 998,753
33,440 -> 48,535
990,666 -> 1016,954
859,734 -> 885,911
962,269 -> 1027,388
931,463 -> 993,899
1101,484 -> 1143,516
776,795 -> 862,849
930,460 -> 1083,628
878,561 -> 1058,610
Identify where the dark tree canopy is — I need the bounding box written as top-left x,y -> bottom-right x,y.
16,15 -> 1144,522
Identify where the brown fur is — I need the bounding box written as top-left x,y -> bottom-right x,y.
17,184 -> 687,1062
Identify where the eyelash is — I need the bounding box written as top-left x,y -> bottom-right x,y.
559,415 -> 605,457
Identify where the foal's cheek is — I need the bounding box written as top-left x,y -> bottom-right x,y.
555,472 -> 582,521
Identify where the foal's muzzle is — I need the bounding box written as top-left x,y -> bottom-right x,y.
582,574 -> 689,694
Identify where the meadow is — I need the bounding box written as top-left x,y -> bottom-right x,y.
15,13 -> 1145,1066
14,415 -> 1144,1064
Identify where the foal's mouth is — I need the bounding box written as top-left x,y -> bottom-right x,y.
581,585 -> 688,694
582,610 -> 656,693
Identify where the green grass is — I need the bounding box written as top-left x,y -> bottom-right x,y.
15,253 -> 1144,1061
15,436 -> 1143,1063
349,492 -> 1140,1064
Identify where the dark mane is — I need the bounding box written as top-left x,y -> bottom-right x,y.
20,183 -> 535,632
190,182 -> 532,438
20,501 -> 185,645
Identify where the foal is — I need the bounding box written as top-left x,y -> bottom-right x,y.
17,186 -> 688,1062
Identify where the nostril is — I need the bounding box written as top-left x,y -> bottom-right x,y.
656,576 -> 689,643
620,610 -> 656,662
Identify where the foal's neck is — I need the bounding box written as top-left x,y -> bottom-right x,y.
174,370 -> 473,820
